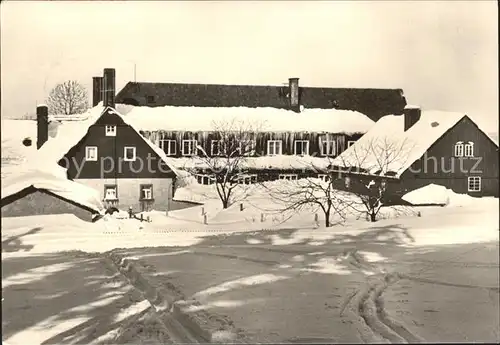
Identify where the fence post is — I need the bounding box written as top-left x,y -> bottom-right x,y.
240,203 -> 243,211
140,213 -> 144,222
203,214 -> 207,225
201,207 -> 205,215
314,213 -> 319,223
261,213 -> 264,223
165,209 -> 169,217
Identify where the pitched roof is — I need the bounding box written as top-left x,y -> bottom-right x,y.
115,104 -> 375,134
1,168 -> 105,214
114,81 -> 407,122
329,110 -> 498,177
23,106 -> 183,179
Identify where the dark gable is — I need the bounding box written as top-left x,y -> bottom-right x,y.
115,82 -> 407,122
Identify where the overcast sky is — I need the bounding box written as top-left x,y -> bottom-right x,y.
1,1 -> 498,130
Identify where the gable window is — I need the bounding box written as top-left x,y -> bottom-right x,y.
182,139 -> 198,156
240,139 -> 256,156
196,174 -> 215,185
105,125 -> 117,136
140,184 -> 153,200
279,174 -> 298,181
85,146 -> 98,161
467,176 -> 481,192
321,140 -> 336,156
454,141 -> 464,157
267,140 -> 282,156
124,147 -> 137,161
464,142 -> 474,157
347,140 -> 356,148
159,139 -> 176,156
294,140 -> 310,156
318,174 -> 330,182
104,185 -> 118,200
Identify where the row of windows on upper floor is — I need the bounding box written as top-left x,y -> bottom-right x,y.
84,140 -> 357,161
158,139 -> 357,157
102,125 -> 356,157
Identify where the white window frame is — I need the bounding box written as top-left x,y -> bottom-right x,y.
105,125 -> 117,136
104,185 -> 118,201
467,176 -> 481,192
317,174 -> 330,182
464,142 -> 474,157
196,174 -> 215,185
159,139 -> 176,156
454,141 -> 464,157
140,185 -> 153,200
294,140 -> 310,156
347,140 -> 356,148
267,140 -> 282,156
85,146 -> 98,161
237,174 -> 258,185
182,139 -> 198,156
211,140 -> 227,156
321,140 -> 336,156
279,174 -> 298,181
124,146 -> 137,161
240,140 -> 256,156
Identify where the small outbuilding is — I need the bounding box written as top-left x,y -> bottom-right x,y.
1,169 -> 105,222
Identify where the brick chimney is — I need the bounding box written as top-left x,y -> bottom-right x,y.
404,106 -> 422,131
102,68 -> 116,108
92,76 -> 103,106
36,104 -> 49,149
289,77 -> 300,112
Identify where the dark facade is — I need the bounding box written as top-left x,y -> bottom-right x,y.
114,81 -> 407,122
399,115 -> 499,197
139,130 -> 365,159
1,186 -> 98,222
60,108 -> 177,180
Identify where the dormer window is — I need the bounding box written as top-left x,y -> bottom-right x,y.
464,142 -> 474,157
105,125 -> 116,136
454,141 -> 464,157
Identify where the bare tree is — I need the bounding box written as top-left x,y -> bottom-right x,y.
183,119 -> 262,209
264,136 -> 416,226
264,173 -> 353,227
46,80 -> 89,115
331,136 -> 416,222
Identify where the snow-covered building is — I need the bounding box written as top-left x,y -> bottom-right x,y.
329,106 -> 499,199
33,71 -> 182,213
89,68 -> 408,184
1,168 -> 104,222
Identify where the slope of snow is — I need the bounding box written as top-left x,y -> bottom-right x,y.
1,168 -> 105,214
402,184 -> 496,207
168,155 -> 331,171
115,104 -> 375,134
402,184 -> 450,205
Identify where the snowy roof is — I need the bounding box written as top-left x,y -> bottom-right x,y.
329,110 -> 497,177
115,104 -> 375,134
1,168 -> 105,214
168,155 -> 332,171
